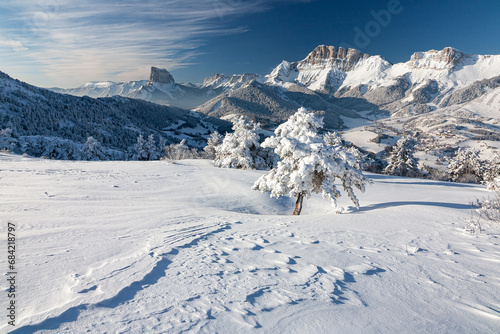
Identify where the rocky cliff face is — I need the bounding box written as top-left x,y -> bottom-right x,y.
267,45 -> 376,94
299,45 -> 371,71
202,73 -> 261,90
409,47 -> 465,70
149,67 -> 175,84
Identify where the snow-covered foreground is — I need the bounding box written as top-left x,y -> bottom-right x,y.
1,153 -> 499,333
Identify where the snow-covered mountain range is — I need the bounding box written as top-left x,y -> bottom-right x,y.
51,45 -> 500,128
6,45 -> 500,162
51,67 -> 262,110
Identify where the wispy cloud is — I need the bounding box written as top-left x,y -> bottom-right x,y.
0,0 -> 310,87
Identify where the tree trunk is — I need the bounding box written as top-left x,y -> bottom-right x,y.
293,194 -> 304,215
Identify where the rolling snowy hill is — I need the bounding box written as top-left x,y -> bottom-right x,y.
1,153 -> 499,333
0,70 -> 230,158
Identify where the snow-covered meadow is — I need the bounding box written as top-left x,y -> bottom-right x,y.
1,153 -> 500,333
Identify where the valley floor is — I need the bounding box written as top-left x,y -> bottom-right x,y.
1,154 -> 499,333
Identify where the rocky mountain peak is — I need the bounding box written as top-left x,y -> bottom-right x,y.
409,47 -> 466,70
149,67 -> 175,84
228,73 -> 260,84
300,45 -> 371,70
202,73 -> 230,88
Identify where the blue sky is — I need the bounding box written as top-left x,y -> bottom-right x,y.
0,0 -> 499,88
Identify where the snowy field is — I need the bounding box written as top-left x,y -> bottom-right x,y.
1,153 -> 500,333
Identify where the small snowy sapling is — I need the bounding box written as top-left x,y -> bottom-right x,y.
214,116 -> 273,170
385,136 -> 421,177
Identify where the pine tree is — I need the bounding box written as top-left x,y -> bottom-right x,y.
81,136 -> 107,161
384,136 -> 421,177
484,152 -> 500,187
488,176 -> 500,192
324,131 -> 366,170
144,134 -> 161,160
203,131 -> 222,159
130,135 -> 149,161
252,107 -> 370,215
0,128 -> 18,151
214,116 -> 272,170
448,148 -> 484,183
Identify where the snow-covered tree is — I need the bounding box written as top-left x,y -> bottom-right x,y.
144,134 -> 161,160
81,136 -> 107,161
324,131 -> 366,170
129,135 -> 148,160
42,139 -> 76,160
0,128 -> 18,151
488,176 -> 500,192
252,107 -> 370,215
448,148 -> 484,183
483,152 -> 500,187
384,136 -> 421,177
324,131 -> 343,146
203,131 -> 222,159
129,134 -> 161,161
214,116 -> 273,170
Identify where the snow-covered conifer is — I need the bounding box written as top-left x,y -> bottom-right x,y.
384,136 -> 421,177
448,148 -> 483,183
144,134 -> 161,160
81,136 -> 107,161
324,131 -> 344,146
324,131 -> 366,170
203,131 -> 222,159
129,135 -> 148,161
484,152 -> 500,187
214,116 -> 272,170
488,176 -> 500,192
252,107 -> 370,215
0,128 -> 18,151
42,139 -> 75,160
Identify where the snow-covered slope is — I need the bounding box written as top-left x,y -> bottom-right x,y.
0,70 -> 230,157
1,153 -> 499,333
194,79 -> 360,130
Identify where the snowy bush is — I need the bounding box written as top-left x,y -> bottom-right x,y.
422,165 -> 448,181
203,131 -> 222,159
163,139 -> 202,160
477,194 -> 500,224
252,107 -> 370,215
385,136 -> 421,177
448,148 -> 484,183
81,137 -> 108,161
214,116 -> 275,170
40,139 -> 78,160
467,177 -> 500,231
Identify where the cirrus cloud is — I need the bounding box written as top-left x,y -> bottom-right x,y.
0,0 -> 312,87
